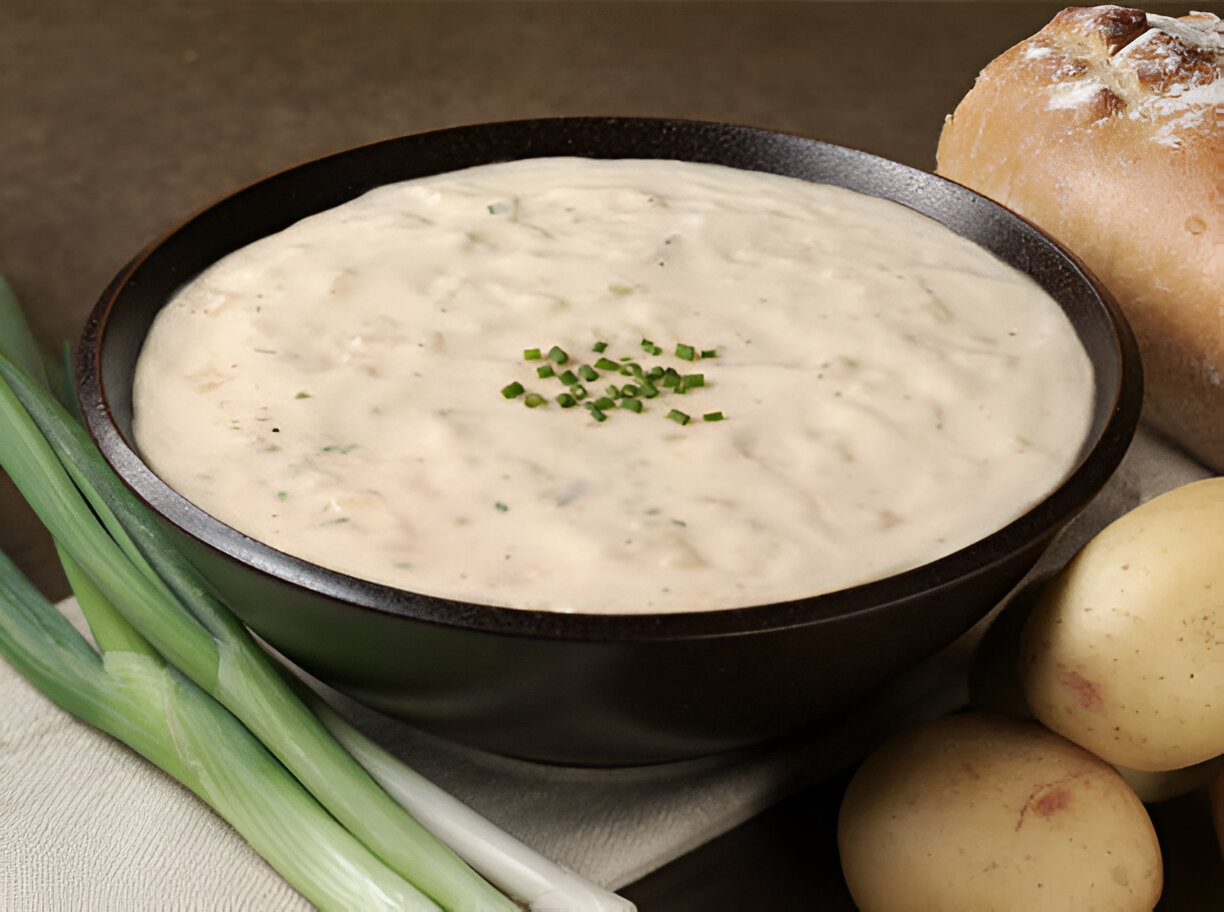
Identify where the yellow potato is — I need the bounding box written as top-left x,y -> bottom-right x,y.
837,712 -> 1162,912
1019,478 -> 1224,771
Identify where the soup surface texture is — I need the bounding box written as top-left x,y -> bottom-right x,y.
133,157 -> 1095,614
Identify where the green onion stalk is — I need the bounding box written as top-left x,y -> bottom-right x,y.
0,276 -> 633,912
0,546 -> 437,912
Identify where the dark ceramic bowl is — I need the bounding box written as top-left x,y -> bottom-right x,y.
77,117 -> 1142,766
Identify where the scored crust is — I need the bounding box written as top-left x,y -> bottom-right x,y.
936,5 -> 1223,470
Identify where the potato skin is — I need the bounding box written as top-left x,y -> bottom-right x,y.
837,712 -> 1162,912
1019,478 -> 1224,772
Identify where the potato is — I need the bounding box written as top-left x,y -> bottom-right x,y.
1019,478 -> 1224,771
837,712 -> 1162,912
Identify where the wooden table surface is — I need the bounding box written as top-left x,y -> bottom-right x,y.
3,2 -> 1220,909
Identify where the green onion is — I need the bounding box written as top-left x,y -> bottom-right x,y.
294,391 -> 311,399
578,364 -> 598,382
594,397 -> 616,410
660,369 -> 680,389
674,343 -> 696,361
606,384 -> 622,399
621,398 -> 644,414
679,373 -> 705,392
523,393 -> 546,408
547,345 -> 568,365
621,384 -> 640,397
500,381 -> 525,399
640,338 -> 662,356
558,369 -> 578,386
594,357 -> 619,372
585,403 -> 607,422
666,409 -> 691,425
522,348 -> 542,361
703,411 -> 725,422
639,382 -> 660,399
556,392 -> 577,408
304,694 -> 637,912
701,349 -> 717,359
569,384 -> 588,400
592,341 -> 608,353
536,364 -> 556,379
0,549 -> 438,912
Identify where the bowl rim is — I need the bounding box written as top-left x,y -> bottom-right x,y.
76,115 -> 1144,643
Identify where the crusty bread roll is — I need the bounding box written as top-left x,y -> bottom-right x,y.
936,6 -> 1223,470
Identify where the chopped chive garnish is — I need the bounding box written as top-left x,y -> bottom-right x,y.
509,338 -> 722,425
294,391 -> 311,399
276,490 -> 288,501
494,501 -> 509,511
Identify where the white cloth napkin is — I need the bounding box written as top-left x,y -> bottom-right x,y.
0,426 -> 1211,910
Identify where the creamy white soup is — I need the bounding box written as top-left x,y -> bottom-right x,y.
133,157 -> 1094,614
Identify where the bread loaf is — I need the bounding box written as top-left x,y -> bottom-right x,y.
936,6 -> 1223,470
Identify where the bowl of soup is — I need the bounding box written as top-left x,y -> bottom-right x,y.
77,117 -> 1141,765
